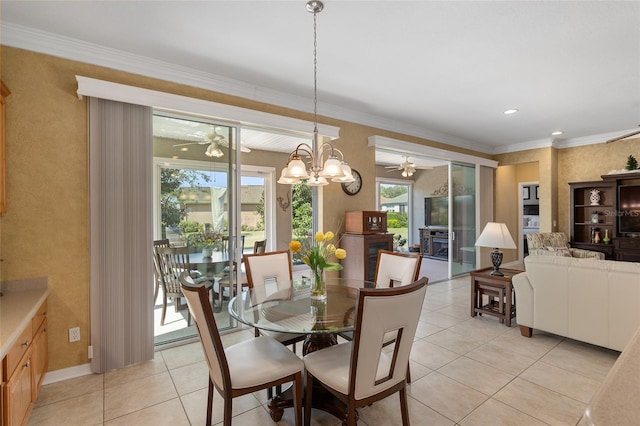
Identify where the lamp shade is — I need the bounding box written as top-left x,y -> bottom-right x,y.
284,156 -> 309,179
475,222 -> 517,249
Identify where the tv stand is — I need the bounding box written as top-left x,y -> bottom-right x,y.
420,228 -> 448,260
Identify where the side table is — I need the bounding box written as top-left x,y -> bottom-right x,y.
470,267 -> 522,327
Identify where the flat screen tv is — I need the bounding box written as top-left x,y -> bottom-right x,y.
425,196 -> 448,227
618,185 -> 640,234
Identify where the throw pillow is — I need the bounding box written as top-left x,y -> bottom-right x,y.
546,246 -> 572,257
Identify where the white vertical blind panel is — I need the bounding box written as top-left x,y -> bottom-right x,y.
90,98 -> 154,373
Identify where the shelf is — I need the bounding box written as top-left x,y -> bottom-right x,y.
575,223 -> 613,226
575,204 -> 614,208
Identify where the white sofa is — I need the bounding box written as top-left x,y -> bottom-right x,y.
512,255 -> 640,351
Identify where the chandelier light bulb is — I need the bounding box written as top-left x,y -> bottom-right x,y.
319,155 -> 344,177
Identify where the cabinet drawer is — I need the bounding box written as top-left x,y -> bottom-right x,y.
31,300 -> 48,336
616,238 -> 640,250
3,327 -> 31,379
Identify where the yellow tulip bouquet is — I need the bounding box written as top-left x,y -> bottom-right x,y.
289,231 -> 347,299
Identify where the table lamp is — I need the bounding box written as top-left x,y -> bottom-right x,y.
475,222 -> 517,276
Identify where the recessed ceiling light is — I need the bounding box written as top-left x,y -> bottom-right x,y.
551,131 -> 564,136
180,147 -> 189,152
503,109 -> 519,115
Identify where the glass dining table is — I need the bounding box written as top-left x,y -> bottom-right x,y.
228,277 -> 373,422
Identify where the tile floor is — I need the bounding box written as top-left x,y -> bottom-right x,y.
28,276 -> 620,426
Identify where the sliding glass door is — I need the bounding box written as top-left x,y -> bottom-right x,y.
153,114 -> 238,346
450,163 -> 476,276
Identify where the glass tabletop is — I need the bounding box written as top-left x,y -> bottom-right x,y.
228,277 -> 373,334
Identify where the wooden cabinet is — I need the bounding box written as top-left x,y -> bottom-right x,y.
2,299 -> 48,426
569,180 -> 616,259
570,176 -> 640,261
615,238 -> 640,262
340,233 -> 393,281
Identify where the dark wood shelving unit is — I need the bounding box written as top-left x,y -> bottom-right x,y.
570,173 -> 640,261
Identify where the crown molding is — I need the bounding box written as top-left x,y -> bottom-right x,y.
2,22 -> 490,153
494,127 -> 640,154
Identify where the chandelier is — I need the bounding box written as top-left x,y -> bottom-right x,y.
278,0 -> 353,187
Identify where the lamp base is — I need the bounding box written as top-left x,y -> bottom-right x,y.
490,249 -> 504,276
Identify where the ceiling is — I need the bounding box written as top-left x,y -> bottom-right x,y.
2,1 -> 639,169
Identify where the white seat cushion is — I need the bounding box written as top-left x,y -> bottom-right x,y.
304,342 -> 392,396
225,336 -> 303,389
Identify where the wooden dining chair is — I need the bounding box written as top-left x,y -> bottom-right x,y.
304,278 -> 428,426
338,250 -> 422,338
152,239 -> 170,304
253,239 -> 267,254
374,250 -> 422,288
243,249 -> 307,397
158,246 -> 214,326
180,272 -> 304,426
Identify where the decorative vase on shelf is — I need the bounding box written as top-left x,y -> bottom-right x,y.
310,268 -> 327,300
590,189 -> 601,206
594,230 -> 601,244
202,246 -> 213,257
603,229 -> 611,244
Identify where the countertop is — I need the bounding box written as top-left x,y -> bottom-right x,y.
583,324 -> 640,425
0,277 -> 49,359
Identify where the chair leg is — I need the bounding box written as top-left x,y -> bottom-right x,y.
293,372 -> 303,426
161,294 -> 168,326
399,385 -> 410,425
206,378 -> 214,426
304,371 -> 313,426
223,393 -> 233,426
406,364 -> 412,384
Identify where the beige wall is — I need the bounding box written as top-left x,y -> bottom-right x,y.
557,138 -> 640,235
1,47 -> 487,372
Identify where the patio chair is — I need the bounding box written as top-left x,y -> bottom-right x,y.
152,239 -> 170,303
158,246 -> 214,326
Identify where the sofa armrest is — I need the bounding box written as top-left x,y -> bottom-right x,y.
512,272 -> 534,327
568,248 -> 605,259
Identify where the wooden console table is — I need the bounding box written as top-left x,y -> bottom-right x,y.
470,267 -> 522,327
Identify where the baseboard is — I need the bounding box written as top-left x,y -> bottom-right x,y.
42,363 -> 93,386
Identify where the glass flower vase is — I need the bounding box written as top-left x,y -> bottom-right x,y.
310,268 -> 327,300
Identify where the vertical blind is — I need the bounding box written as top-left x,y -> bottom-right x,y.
89,98 -> 154,373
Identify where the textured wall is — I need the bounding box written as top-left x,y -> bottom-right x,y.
557,138 -> 640,235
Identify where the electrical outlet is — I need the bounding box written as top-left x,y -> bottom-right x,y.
69,327 -> 80,343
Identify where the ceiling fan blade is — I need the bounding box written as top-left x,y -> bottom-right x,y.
606,128 -> 640,143
172,141 -> 206,147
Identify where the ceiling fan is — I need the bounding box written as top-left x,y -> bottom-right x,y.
172,127 -> 251,157
385,156 -> 418,177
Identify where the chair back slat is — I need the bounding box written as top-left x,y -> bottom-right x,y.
350,278 -> 427,400
374,250 -> 422,288
180,273 -> 230,392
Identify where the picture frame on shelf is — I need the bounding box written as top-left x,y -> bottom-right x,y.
523,187 -> 530,200
535,185 -> 539,200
